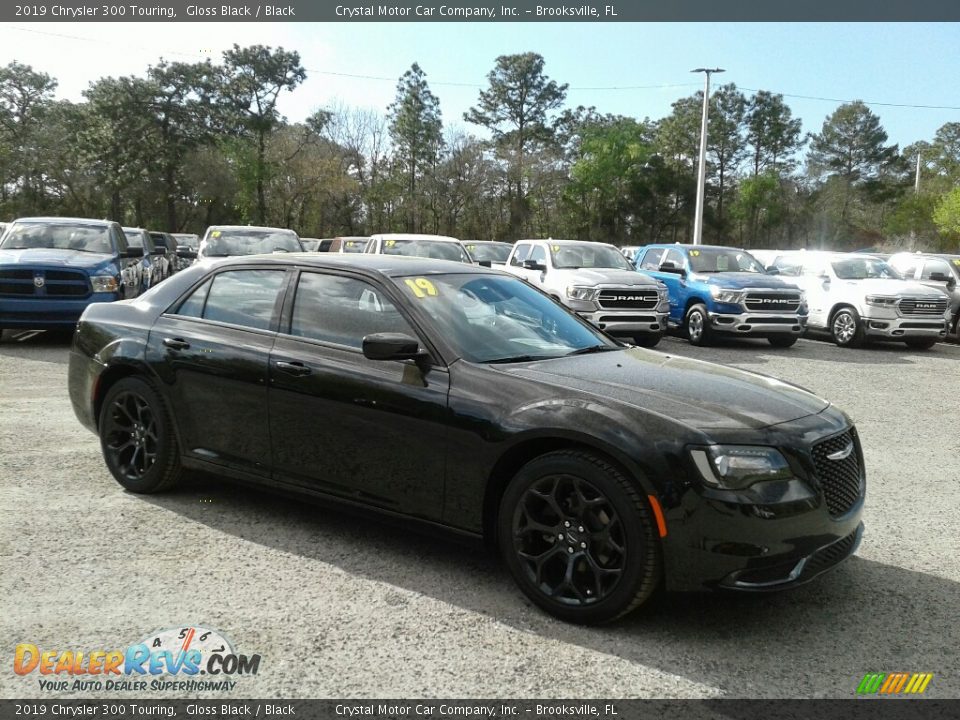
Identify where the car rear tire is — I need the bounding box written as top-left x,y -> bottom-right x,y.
498,450 -> 662,624
905,338 -> 937,350
685,304 -> 711,346
768,335 -> 798,348
99,376 -> 183,493
830,307 -> 865,348
632,333 -> 661,348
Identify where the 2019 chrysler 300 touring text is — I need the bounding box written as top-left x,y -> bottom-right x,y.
68,254 -> 865,624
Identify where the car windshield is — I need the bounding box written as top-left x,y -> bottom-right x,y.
203,228 -> 301,256
466,243 -> 511,263
831,257 -> 902,280
550,243 -> 634,270
382,239 -> 471,263
341,239 -> 367,253
397,273 -> 616,363
173,234 -> 199,249
123,229 -> 148,249
688,248 -> 765,273
151,234 -> 169,249
0,223 -> 114,254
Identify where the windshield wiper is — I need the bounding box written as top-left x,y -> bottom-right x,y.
565,344 -> 620,356
483,354 -> 560,364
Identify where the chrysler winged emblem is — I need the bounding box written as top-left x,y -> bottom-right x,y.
827,441 -> 854,461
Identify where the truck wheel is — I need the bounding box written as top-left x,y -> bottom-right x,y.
685,304 -> 711,346
768,336 -> 798,348
633,333 -> 661,348
830,307 -> 865,348
498,450 -> 662,624
905,338 -> 937,350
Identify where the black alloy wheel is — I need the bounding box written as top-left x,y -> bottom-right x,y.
99,377 -> 183,493
499,450 -> 661,624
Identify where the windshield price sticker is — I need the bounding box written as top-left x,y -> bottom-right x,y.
404,278 -> 439,298
211,230 -> 221,237
552,245 -> 560,252
690,249 -> 700,256
385,239 -> 397,247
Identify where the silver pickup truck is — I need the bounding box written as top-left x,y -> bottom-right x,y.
502,239 -> 669,347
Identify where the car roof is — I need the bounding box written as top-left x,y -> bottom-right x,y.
517,238 -> 617,248
13,216 -> 115,227
463,240 -> 511,246
370,233 -> 462,243
644,243 -> 750,252
202,253 -> 497,278
206,225 -> 297,233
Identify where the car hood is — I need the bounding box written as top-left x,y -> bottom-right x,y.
0,248 -> 115,268
501,348 -> 830,431
691,272 -> 801,290
839,277 -> 946,297
557,268 -> 658,287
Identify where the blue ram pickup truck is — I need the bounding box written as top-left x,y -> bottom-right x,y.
634,243 -> 808,347
0,217 -> 146,334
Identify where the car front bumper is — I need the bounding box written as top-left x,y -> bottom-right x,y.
861,312 -> 947,340
578,309 -> 669,336
660,412 -> 865,593
707,310 -> 807,336
0,294 -> 120,328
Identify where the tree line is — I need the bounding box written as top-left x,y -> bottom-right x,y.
0,48 -> 957,250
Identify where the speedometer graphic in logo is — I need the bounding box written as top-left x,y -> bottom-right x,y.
138,626 -> 234,665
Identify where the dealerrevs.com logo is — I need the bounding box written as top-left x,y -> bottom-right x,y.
14,626 -> 261,692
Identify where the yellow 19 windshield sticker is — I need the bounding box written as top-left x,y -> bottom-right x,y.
404,278 -> 439,298
385,239 -> 396,248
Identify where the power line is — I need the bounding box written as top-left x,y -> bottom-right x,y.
3,25 -> 959,110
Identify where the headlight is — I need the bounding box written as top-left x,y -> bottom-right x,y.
90,275 -> 119,293
566,286 -> 598,301
865,295 -> 897,307
709,285 -> 743,304
657,284 -> 670,303
690,445 -> 793,489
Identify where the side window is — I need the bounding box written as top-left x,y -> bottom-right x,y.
290,273 -> 415,349
663,249 -> 685,268
640,248 -> 664,270
199,270 -> 286,330
510,244 -> 531,266
921,258 -> 951,280
528,245 -> 547,265
801,259 -> 828,277
112,226 -> 126,253
174,279 -> 212,318
773,256 -> 803,276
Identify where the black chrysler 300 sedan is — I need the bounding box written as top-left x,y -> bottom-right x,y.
68,254 -> 865,624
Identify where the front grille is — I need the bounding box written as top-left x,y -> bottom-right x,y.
744,291 -> 801,313
899,297 -> 948,316
801,528 -> 860,579
0,267 -> 90,298
597,289 -> 659,309
811,429 -> 863,517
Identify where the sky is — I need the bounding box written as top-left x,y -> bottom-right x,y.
0,22 -> 957,150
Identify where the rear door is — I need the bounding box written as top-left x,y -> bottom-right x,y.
658,248 -> 687,324
148,266 -> 288,476
267,269 -> 449,519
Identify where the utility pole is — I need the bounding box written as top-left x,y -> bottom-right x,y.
691,67 -> 724,245
914,152 -> 922,195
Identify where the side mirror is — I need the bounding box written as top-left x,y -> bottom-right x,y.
946,276 -> 957,291
478,260 -> 492,268
362,333 -> 427,363
765,265 -> 780,275
522,259 -> 547,272
928,271 -> 949,282
122,247 -> 144,258
658,262 -> 686,276
177,248 -> 197,258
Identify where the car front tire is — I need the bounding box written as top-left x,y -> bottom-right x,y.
685,304 -> 711,346
498,450 -> 662,624
632,333 -> 661,348
99,376 -> 183,493
830,307 -> 865,348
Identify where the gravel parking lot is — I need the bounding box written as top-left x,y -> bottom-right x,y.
1,329 -> 958,699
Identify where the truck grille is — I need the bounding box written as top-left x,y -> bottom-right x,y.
743,291 -> 802,313
597,289 -> 659,309
898,297 -> 948,316
811,429 -> 863,518
0,268 -> 90,298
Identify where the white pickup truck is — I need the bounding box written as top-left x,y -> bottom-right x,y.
502,239 -> 669,346
771,251 -> 950,349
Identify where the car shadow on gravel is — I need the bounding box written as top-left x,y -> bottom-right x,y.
658,335 -> 957,367
142,474 -> 960,698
